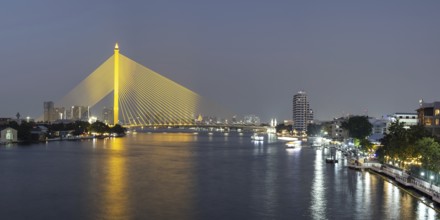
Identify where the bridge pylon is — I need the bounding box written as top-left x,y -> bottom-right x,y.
113,43 -> 119,125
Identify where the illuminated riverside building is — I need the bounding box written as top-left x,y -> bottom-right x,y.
331,117 -> 349,141
292,91 -> 313,133
389,113 -> 417,129
417,100 -> 440,135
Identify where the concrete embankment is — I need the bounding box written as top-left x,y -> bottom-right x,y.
347,162 -> 440,206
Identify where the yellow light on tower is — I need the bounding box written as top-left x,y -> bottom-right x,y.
114,43 -> 119,125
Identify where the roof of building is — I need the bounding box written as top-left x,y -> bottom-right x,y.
0,126 -> 17,131
394,112 -> 417,115
418,102 -> 440,109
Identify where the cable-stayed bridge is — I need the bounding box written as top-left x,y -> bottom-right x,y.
55,44 -> 238,128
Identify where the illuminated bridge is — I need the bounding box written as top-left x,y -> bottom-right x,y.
55,44 -> 236,127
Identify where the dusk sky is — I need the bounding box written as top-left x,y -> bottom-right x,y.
1,1 -> 440,121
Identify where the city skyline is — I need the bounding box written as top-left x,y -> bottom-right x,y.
1,1 -> 440,121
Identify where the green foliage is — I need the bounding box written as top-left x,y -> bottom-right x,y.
6,120 -> 127,141
18,121 -> 34,141
377,121 -> 434,170
306,124 -> 322,136
275,124 -> 292,133
353,138 -> 360,147
111,124 -> 126,134
341,116 -> 372,139
73,121 -> 90,136
359,139 -> 373,152
322,123 -> 332,137
416,137 -> 440,172
90,121 -> 110,134
379,121 -> 409,162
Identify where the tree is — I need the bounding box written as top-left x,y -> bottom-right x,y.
111,124 -> 126,135
275,123 -> 292,133
90,121 -> 109,134
72,121 -> 90,135
306,124 -> 322,136
416,137 -> 440,173
408,124 -> 432,143
359,138 -> 374,152
12,120 -> 34,141
377,121 -> 409,164
341,116 -> 372,139
376,121 -> 432,169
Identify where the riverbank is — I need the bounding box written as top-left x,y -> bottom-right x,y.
348,162 -> 440,206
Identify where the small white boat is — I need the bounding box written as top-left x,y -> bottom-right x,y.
277,136 -> 298,141
251,134 -> 264,141
286,140 -> 301,148
208,132 -> 214,136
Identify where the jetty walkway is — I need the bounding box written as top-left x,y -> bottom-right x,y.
347,162 -> 440,205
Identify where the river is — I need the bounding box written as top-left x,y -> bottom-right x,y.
0,132 -> 439,219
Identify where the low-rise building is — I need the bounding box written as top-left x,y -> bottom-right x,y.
368,118 -> 388,143
370,118 -> 388,135
331,117 -> 349,141
390,113 -> 418,129
0,127 -> 17,143
0,118 -> 12,126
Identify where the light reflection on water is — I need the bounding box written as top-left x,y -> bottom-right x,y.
311,149 -> 326,220
102,137 -> 129,219
127,133 -> 196,219
418,201 -> 438,220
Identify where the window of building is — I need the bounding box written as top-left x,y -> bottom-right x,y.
436,119 -> 439,126
426,118 -> 433,126
436,109 -> 440,116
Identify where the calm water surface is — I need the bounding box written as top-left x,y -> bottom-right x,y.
0,132 -> 439,220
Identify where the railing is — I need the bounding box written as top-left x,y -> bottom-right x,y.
366,165 -> 440,203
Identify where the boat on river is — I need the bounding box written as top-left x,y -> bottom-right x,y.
326,146 -> 338,163
251,133 -> 264,141
285,140 -> 301,148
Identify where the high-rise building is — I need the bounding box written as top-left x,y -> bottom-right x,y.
244,114 -> 261,125
292,91 -> 313,133
44,101 -> 55,122
69,106 -> 89,121
44,102 -> 68,122
54,107 -> 65,121
102,107 -> 114,125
